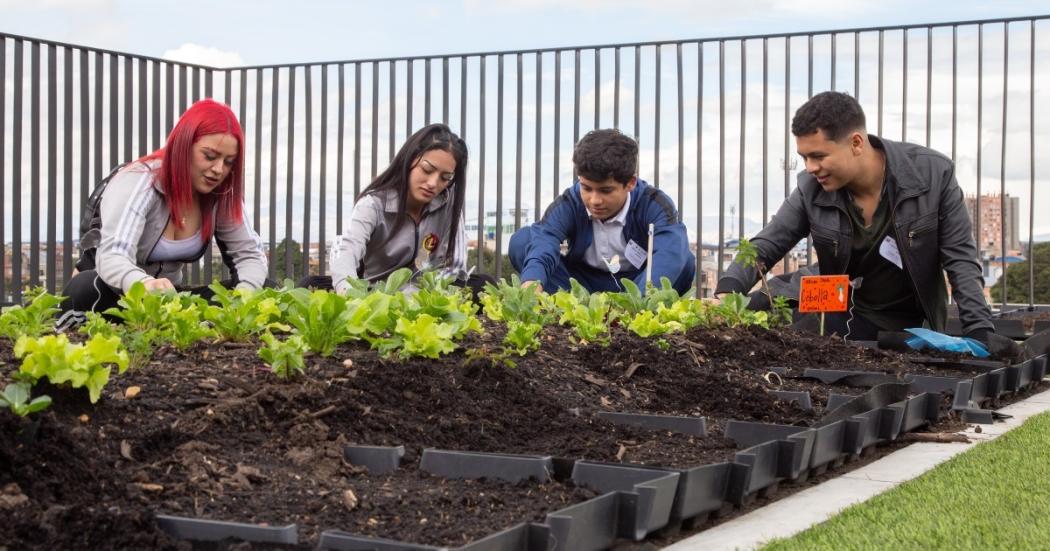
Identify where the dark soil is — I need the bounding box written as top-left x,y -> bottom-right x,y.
0,322 -> 1035,549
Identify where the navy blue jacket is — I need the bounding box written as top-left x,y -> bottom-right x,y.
518,179 -> 691,289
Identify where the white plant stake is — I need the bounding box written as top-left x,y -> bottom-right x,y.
645,223 -> 655,288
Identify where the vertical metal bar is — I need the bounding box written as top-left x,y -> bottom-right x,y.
268,68 -> 280,279
110,53 -> 119,170
634,45 -> 641,143
594,48 -> 600,129
79,49 -> 90,268
807,34 -> 813,98
926,27 -> 933,147
47,44 -> 57,292
1029,20 -> 1037,308
165,63 -> 173,139
903,29 -> 908,140
878,30 -> 884,136
999,25 -> 1009,309
554,51 -> 561,202
654,45 -> 661,188
303,67 -> 314,277
717,40 -> 725,282
354,63 -> 362,197
389,60 -> 396,161
151,61 -> 160,151
204,67 -> 212,98
253,69 -> 263,232
406,60 -> 413,136
192,66 -> 201,102
763,38 -> 768,225
952,26 -> 958,161
573,48 -> 580,144
95,52 -> 104,186
460,56 -> 467,139
534,52 -> 542,223
285,67 -> 297,280
696,41 -> 704,293
336,64 -> 345,235
739,40 -> 746,242
515,53 -> 523,231
614,47 -> 620,129
12,40 -> 23,301
238,69 -> 247,278
138,58 -> 146,157
976,24 -> 983,252
676,43 -> 684,223
124,55 -> 132,162
784,37 -> 790,199
477,56 -> 487,272
425,58 -> 432,124
63,47 -> 74,286
225,68 -> 232,105
320,65 -> 329,276
854,32 -> 860,100
371,62 -> 378,179
442,57 -> 449,124
496,54 -> 504,278
179,64 -> 187,112
831,33 -> 837,90
30,41 -> 41,289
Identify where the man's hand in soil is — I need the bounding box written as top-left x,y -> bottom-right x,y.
143,278 -> 176,292
521,280 -> 543,294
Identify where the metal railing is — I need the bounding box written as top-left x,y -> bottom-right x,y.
1,14 -> 1047,306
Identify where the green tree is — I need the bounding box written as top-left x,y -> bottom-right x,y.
989,242 -> 1050,304
274,237 -> 305,282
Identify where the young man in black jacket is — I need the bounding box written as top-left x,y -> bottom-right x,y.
716,91 -> 998,345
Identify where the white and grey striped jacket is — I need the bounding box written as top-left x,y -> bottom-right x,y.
91,161 -> 268,292
329,188 -> 466,293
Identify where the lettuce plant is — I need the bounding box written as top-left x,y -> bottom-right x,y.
15,334 -> 129,403
0,382 -> 52,417
0,289 -> 64,340
258,332 -> 307,379
282,288 -> 356,357
553,283 -> 614,345
204,284 -> 289,342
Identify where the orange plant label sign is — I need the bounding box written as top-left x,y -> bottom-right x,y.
798,275 -> 850,313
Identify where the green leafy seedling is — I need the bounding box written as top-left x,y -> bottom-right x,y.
258,332 -> 307,379
0,382 -> 52,417
0,289 -> 64,340
15,334 -> 129,404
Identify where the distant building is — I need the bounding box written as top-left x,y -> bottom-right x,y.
965,193 -> 1021,256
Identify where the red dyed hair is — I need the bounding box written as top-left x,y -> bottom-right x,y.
139,99 -> 245,242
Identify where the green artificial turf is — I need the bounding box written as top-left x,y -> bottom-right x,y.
762,410 -> 1050,550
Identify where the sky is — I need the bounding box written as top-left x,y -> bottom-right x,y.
2,1 -> 1050,259
1,0 -> 1046,68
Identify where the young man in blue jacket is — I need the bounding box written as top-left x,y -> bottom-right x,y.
509,129 -> 695,294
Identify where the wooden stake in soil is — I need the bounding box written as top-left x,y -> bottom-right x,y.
646,223 -> 655,288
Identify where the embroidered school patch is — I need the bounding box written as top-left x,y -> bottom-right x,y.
422,233 -> 440,252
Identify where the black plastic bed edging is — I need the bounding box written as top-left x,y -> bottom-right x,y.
769,390 -> 813,412
569,462 -> 680,541
317,522 -> 552,551
574,460 -> 732,524
155,514 -> 298,545
419,449 -> 554,483
724,421 -> 815,503
595,411 -> 707,436
344,444 -> 405,474
802,368 -> 899,388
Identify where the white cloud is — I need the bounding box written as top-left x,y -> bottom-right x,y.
162,43 -> 245,68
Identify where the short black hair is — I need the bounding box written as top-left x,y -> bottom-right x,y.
791,91 -> 866,142
572,129 -> 638,185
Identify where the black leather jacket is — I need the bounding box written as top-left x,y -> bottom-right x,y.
717,135 -> 993,336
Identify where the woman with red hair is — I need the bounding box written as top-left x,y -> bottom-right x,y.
60,99 -> 268,316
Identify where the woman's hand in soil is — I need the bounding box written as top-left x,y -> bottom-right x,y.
704,294 -> 722,306
143,278 -> 176,293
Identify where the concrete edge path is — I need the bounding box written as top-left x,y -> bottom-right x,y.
663,384 -> 1050,551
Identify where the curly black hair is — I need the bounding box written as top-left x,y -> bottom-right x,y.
572,129 -> 638,185
791,91 -> 866,141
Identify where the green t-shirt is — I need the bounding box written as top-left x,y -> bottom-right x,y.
844,185 -> 925,331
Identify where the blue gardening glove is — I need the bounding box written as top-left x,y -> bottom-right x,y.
904,328 -> 990,358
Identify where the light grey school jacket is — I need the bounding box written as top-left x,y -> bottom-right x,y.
329,188 -> 467,293
95,161 -> 268,292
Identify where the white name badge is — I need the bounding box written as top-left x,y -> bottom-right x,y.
625,239 -> 648,269
879,235 -> 903,270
